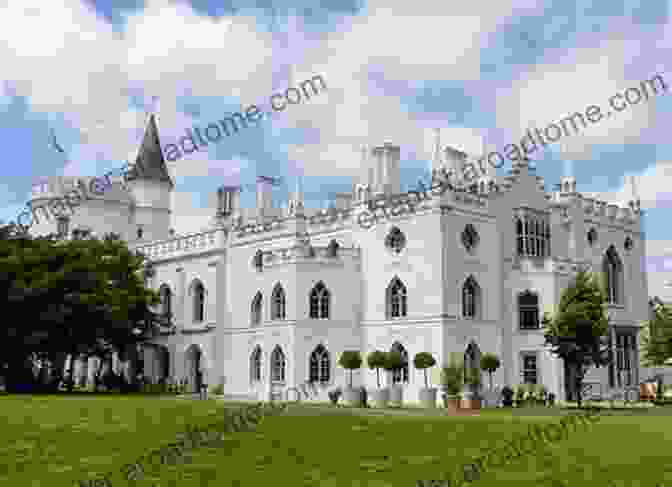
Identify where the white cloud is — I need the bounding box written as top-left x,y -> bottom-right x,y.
0,0 -> 274,171
274,0 -> 543,177
495,37 -> 658,161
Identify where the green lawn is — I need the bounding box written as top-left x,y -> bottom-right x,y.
2,395 -> 671,487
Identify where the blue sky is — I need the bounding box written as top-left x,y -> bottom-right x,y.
1,0 -> 671,297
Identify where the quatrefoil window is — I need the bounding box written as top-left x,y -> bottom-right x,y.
385,227 -> 406,254
461,224 -> 479,252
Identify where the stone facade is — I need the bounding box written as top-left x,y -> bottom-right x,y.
36,118 -> 647,402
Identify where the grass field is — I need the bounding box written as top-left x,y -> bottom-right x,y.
1,395 -> 671,486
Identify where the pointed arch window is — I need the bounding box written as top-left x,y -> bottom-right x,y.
159,284 -> 172,318
309,344 -> 331,383
251,292 -> 263,326
250,346 -> 262,382
386,277 -> 407,319
271,284 -> 286,320
309,282 -> 330,319
516,218 -> 524,255
192,280 -> 205,323
518,290 -> 540,329
270,346 -> 286,382
390,342 -> 409,384
603,246 -> 623,305
462,276 -> 480,319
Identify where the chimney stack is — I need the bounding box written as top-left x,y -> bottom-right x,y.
217,185 -> 241,217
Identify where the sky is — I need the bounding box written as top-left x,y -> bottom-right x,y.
0,0 -> 671,299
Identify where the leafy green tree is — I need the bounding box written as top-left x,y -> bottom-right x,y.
0,225 -> 162,393
642,299 -> 672,367
542,270 -> 611,408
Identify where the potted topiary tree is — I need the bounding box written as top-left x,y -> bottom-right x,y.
462,367 -> 482,409
367,350 -> 389,408
385,351 -> 405,407
480,352 -> 501,408
338,351 -> 363,407
440,361 -> 464,413
413,352 -> 437,408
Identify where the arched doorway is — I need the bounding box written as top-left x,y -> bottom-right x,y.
464,341 -> 481,392
185,345 -> 203,393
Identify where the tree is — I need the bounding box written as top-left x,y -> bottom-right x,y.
366,350 -> 387,389
0,226 -> 162,393
413,352 -> 436,388
641,298 -> 672,367
543,270 -> 611,408
338,351 -> 362,388
480,352 -> 501,391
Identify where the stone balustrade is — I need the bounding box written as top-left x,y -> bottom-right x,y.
134,229 -> 220,261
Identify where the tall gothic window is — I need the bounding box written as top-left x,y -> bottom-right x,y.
309,344 -> 330,384
386,277 -> 407,319
271,284 -> 286,320
309,282 -> 330,319
603,246 -> 623,305
251,292 -> 263,326
518,290 -> 540,329
250,346 -> 262,382
390,342 -> 409,384
159,285 -> 172,317
462,276 -> 480,319
270,346 -> 286,382
516,216 -> 550,257
192,280 -> 205,323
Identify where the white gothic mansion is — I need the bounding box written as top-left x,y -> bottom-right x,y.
29,116 -> 648,403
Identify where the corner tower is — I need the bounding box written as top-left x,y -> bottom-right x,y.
126,114 -> 174,243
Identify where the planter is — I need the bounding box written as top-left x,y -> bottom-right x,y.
640,382 -> 657,401
389,385 -> 403,407
342,386 -> 363,407
369,388 -> 390,408
483,390 -> 500,408
461,390 -> 482,410
418,387 -> 437,408
443,394 -> 461,413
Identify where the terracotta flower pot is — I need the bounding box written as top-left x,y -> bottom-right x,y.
444,395 -> 461,414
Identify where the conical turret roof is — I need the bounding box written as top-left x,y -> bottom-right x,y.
127,114 -> 173,187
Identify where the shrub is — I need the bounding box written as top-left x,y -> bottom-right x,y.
514,384 -> 526,404
413,352 -> 437,388
440,362 -> 464,396
328,387 -> 342,405
465,368 -> 482,389
338,351 -> 363,388
210,384 -> 224,395
367,350 -> 387,389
